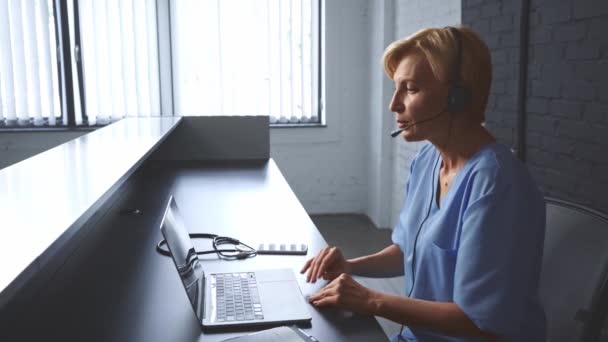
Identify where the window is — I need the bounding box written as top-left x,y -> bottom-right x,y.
0,0 -> 61,127
77,0 -> 161,125
0,0 -> 321,128
170,0 -> 321,124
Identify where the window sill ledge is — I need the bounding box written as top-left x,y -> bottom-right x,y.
270,123 -> 327,128
0,126 -> 100,133
1,122 -> 327,133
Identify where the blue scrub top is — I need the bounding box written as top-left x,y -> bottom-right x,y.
391,143 -> 546,341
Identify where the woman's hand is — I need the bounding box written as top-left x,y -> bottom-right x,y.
308,273 -> 380,315
300,246 -> 352,283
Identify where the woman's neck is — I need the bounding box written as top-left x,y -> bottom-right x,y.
431,121 -> 495,172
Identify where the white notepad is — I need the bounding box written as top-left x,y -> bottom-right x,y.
221,326 -> 318,342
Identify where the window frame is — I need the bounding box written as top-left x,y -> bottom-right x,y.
0,0 -> 324,131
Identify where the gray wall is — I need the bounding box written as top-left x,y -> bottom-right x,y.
463,0 -> 521,147
270,0 -> 372,214
367,0 -> 397,230
0,131 -> 86,170
463,0 -> 608,213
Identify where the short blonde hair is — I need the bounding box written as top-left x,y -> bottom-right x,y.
382,26 -> 492,123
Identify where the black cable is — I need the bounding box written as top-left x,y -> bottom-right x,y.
397,155 -> 441,341
156,233 -> 257,260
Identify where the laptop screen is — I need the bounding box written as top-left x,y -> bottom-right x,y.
160,196 -> 205,321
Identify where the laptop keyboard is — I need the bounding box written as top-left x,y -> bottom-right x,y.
214,272 -> 264,322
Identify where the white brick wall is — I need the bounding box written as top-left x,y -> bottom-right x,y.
464,0 -> 608,213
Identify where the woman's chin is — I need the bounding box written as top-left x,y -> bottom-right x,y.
401,132 -> 423,142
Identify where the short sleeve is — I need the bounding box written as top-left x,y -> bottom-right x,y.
453,169 -> 538,335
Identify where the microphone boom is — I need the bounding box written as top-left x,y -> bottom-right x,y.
388,107 -> 447,138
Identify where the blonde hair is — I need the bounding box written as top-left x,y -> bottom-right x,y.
382,26 -> 492,123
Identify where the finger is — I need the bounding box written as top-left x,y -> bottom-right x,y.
300,258 -> 313,274
310,247 -> 329,283
320,275 -> 340,291
308,291 -> 322,302
308,287 -> 331,302
312,295 -> 338,307
315,248 -> 337,281
305,259 -> 318,282
309,281 -> 337,302
305,251 -> 324,282
309,247 -> 330,282
322,271 -> 339,280
315,250 -> 334,279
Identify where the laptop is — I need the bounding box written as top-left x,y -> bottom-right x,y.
159,195 -> 312,329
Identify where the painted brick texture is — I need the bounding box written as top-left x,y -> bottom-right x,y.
463,0 -> 608,212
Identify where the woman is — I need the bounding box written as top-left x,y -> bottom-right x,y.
301,26 -> 546,341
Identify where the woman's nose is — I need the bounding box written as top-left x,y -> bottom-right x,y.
389,92 -> 404,113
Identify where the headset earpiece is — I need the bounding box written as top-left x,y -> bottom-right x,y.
445,27 -> 472,113
447,85 -> 472,112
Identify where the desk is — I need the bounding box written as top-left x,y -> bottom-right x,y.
0,117 -> 181,306
2,159 -> 387,341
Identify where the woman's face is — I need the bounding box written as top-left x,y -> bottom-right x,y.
389,52 -> 449,142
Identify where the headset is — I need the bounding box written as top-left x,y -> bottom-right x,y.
397,26 -> 469,340
396,156 -> 440,342
390,26 -> 472,138
406,156 -> 440,298
156,233 -> 257,260
445,26 -> 472,113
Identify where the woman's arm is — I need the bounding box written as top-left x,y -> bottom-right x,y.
309,274 -> 498,339
372,292 -> 499,340
347,244 -> 404,278
302,244 -> 404,282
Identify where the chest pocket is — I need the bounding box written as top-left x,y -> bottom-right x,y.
414,209 -> 460,301
417,241 -> 457,302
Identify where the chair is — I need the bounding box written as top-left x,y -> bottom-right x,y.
540,197 -> 608,341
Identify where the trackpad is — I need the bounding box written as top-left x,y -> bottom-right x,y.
259,281 -> 310,320
256,268 -> 296,282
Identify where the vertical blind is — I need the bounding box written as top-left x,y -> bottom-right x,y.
78,0 -> 160,125
0,0 -> 60,126
0,0 -> 318,127
171,0 -> 318,124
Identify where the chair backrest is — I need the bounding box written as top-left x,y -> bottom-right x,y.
539,197 -> 608,342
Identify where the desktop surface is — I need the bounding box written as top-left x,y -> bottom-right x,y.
0,117 -> 181,306
1,159 -> 386,342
